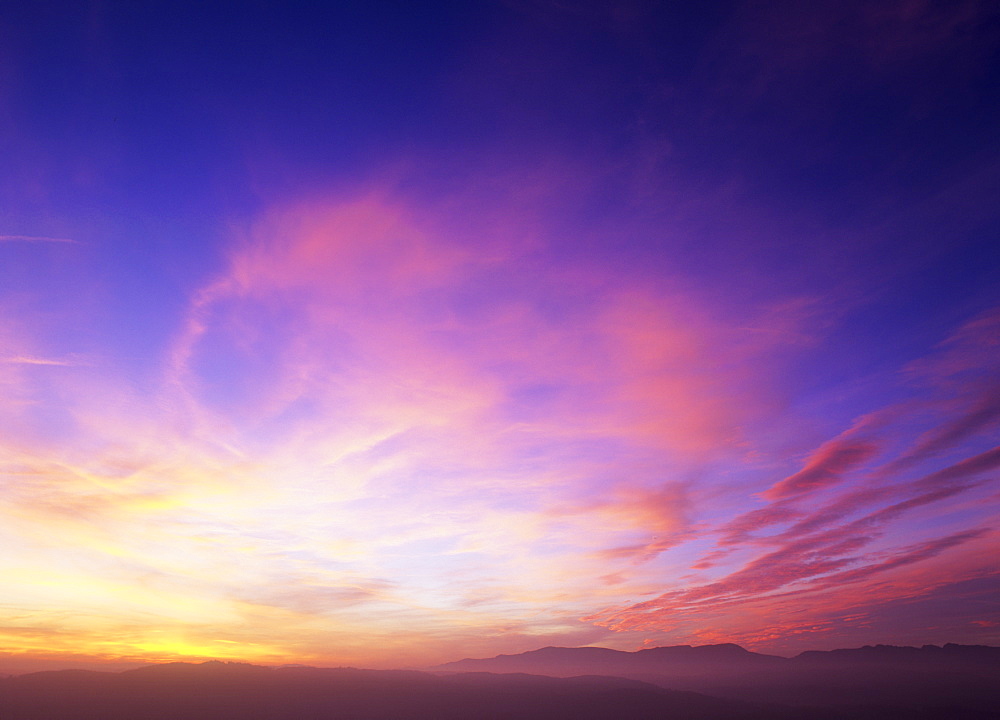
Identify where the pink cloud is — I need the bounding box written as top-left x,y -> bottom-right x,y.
901,387 -> 1000,462
905,307 -> 1000,386
762,433 -> 881,501
809,528 -> 990,590
0,235 -> 77,243
906,444 -> 1000,490
716,501 -> 802,545
588,339 -> 1000,646
587,523 -> 998,648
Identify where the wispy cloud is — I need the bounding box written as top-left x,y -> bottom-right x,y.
0,235 -> 77,244
584,305 -> 1000,649
0,355 -> 81,366
762,434 -> 881,500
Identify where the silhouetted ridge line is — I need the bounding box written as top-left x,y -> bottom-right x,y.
1,646 -> 997,719
795,643 -> 1000,664
431,643 -> 1000,718
434,642 -> 787,674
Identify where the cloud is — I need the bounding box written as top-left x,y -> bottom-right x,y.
886,309 -> 1000,469
809,529 -> 989,590
890,387 -> 1000,469
761,420 -> 883,501
905,307 -> 1000,385
0,235 -> 77,244
583,307 -> 1000,650
716,501 -> 802,546
915,445 -> 1000,487
0,355 -> 81,366
586,522 -> 997,644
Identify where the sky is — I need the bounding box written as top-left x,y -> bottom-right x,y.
0,0 -> 998,673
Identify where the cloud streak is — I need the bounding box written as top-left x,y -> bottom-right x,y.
0,356 -> 81,366
0,235 -> 77,244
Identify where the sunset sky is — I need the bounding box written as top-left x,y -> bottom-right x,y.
1,1 -> 998,674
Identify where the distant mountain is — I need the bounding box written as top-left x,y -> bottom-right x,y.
434,642 -> 1000,676
795,643 -> 1000,666
431,643 -> 1000,718
433,643 -> 788,678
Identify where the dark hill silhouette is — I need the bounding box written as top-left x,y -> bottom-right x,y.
0,662 -> 808,720
1,646 -> 997,719
432,643 -> 1000,718
796,643 -> 1000,666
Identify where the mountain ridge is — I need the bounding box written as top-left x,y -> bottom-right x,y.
429,642 -> 1000,716
434,641 -> 1000,670
2,651 -> 998,720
